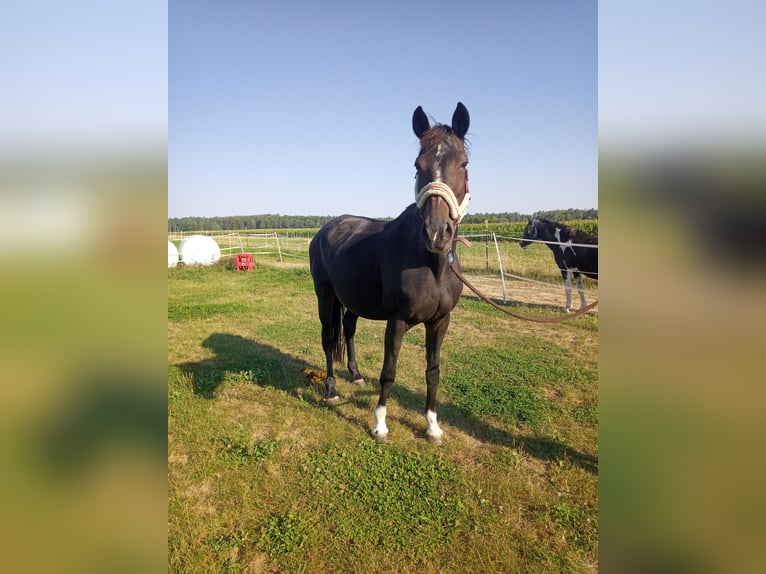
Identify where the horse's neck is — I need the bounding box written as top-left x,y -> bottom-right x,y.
392,205 -> 453,281
425,249 -> 450,280
539,223 -> 560,247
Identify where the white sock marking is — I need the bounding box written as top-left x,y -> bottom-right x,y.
373,404 -> 388,436
426,409 -> 443,439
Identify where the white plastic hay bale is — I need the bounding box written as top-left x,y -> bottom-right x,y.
178,235 -> 221,266
168,241 -> 180,268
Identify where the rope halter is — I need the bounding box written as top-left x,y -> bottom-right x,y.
414,179 -> 470,223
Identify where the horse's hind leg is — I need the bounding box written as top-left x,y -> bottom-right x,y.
317,291 -> 342,403
343,311 -> 365,386
575,274 -> 587,309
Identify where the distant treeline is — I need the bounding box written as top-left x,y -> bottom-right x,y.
462,208 -> 597,225
168,208 -> 597,232
168,214 -> 334,232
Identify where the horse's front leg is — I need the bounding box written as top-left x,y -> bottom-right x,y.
424,314 -> 450,445
563,269 -> 573,312
371,318 -> 406,442
575,274 -> 587,309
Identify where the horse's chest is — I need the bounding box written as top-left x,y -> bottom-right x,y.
553,242 -> 576,268
387,273 -> 458,321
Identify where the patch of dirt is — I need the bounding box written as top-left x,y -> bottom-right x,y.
168,451 -> 189,465
461,275 -> 598,316
245,552 -> 279,573
256,259 -> 307,269
541,386 -> 565,400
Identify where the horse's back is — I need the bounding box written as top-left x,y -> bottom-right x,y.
316,214 -> 384,246
309,214 -> 389,318
310,214 -> 386,271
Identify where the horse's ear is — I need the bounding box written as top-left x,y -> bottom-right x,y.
452,102 -> 470,139
412,106 -> 430,138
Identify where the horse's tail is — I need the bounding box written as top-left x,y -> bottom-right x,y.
331,301 -> 346,364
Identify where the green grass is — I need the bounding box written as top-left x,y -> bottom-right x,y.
252,440 -> 473,570
168,301 -> 251,321
442,339 -> 594,430
168,260 -> 598,573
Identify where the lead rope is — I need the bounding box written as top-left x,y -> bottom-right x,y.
447,249 -> 598,323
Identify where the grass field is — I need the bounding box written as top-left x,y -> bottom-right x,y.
168,254 -> 598,572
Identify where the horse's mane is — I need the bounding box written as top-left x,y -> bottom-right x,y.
538,218 -> 597,243
419,124 -> 471,152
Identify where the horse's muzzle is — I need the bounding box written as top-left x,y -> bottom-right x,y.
424,219 -> 454,253
419,193 -> 457,253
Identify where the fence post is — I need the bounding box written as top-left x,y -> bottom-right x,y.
492,232 -> 507,304
484,220 -> 489,270
274,233 -> 283,263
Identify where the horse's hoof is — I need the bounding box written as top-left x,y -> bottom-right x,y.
371,430 -> 388,443
562,307 -> 572,313
427,433 -> 443,446
351,378 -> 366,387
325,395 -> 340,405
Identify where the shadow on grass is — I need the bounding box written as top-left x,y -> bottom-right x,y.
177,332 -> 597,475
178,333 -> 317,398
392,386 -> 598,475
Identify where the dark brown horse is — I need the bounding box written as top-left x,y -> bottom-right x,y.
309,103 -> 470,444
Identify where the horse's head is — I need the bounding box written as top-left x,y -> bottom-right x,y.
412,102 -> 470,253
520,218 -> 540,250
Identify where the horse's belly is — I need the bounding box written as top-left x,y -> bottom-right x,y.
334,278 -> 448,324
332,276 -> 388,320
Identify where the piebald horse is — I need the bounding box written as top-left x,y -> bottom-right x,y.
521,218 -> 598,312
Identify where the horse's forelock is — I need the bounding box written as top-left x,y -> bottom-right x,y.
418,124 -> 470,153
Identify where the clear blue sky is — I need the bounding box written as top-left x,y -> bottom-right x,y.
599,0 -> 765,150
169,0 -> 597,219
1,1 -> 167,154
